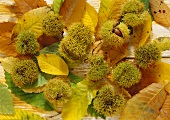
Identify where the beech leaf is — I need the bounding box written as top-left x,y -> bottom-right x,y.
59,0 -> 86,27
62,80 -> 96,120
36,54 -> 69,75
0,22 -> 19,56
12,7 -> 54,40
0,83 -> 14,115
5,71 -> 54,111
127,62 -> 170,95
120,82 -> 169,120
53,0 -> 64,14
81,2 -> 98,32
96,0 -> 127,33
14,0 -> 47,13
156,95 -> 170,120
149,0 -> 170,27
0,57 -> 20,74
131,11 -> 152,49
0,108 -> 44,120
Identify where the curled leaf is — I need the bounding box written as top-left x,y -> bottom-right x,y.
120,82 -> 169,120
53,0 -> 64,14
149,0 -> 170,27
36,54 -> 69,75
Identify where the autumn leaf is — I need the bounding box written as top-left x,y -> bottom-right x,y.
11,6 -> 54,40
127,62 -> 170,95
0,83 -> 14,115
131,11 -> 152,49
14,0 -> 47,13
53,0 -> 64,14
120,82 -> 169,120
0,22 -> 19,56
62,80 -> 96,120
81,2 -> 98,32
156,94 -> 170,120
149,0 -> 170,27
36,54 -> 69,75
0,57 -> 19,74
96,0 -> 127,35
59,0 -> 86,27
0,108 -> 45,120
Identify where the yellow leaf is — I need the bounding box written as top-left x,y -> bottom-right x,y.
96,0 -> 127,34
127,62 -> 170,95
156,95 -> 170,120
149,0 -> 170,27
82,2 -> 98,32
0,108 -> 44,120
59,0 -> 86,27
14,0 -> 47,13
62,80 -> 96,120
36,54 -> 69,75
11,6 -> 54,40
120,82 -> 169,120
131,11 -> 152,49
0,57 -> 20,74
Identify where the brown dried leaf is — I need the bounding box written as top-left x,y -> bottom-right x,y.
14,0 -> 47,13
59,0 -> 86,27
149,0 -> 170,27
156,94 -> 170,120
120,82 -> 169,120
0,22 -> 18,56
127,62 -> 170,96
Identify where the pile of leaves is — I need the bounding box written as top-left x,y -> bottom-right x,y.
0,0 -> 170,120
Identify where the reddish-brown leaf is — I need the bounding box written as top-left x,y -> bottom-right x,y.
149,0 -> 170,27
59,0 -> 86,27
14,0 -> 47,13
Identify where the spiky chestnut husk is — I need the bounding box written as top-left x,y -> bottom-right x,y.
134,43 -> 161,68
93,85 -> 126,116
43,77 -> 72,107
59,22 -> 93,64
67,22 -> 93,45
100,20 -> 130,47
112,61 -> 141,88
11,60 -> 38,88
87,55 -> 110,82
16,30 -> 39,54
42,14 -> 64,37
122,11 -> 148,27
121,0 -> 144,14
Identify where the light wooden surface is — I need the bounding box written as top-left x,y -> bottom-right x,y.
0,0 -> 170,120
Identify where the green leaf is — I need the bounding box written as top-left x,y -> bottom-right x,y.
36,54 -> 69,75
68,72 -> 83,84
11,7 -> 54,40
62,80 -> 96,120
39,42 -> 60,55
0,83 -> 14,115
0,108 -> 45,120
5,71 -> 54,111
53,0 -> 64,14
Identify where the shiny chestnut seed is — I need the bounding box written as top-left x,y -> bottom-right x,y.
112,28 -> 123,37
